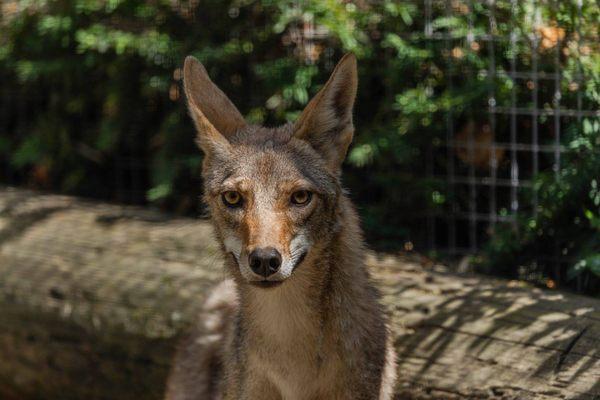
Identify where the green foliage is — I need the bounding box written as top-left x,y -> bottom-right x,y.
0,0 -> 599,293
483,115 -> 600,294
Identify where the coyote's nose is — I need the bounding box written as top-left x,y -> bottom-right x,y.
248,247 -> 282,278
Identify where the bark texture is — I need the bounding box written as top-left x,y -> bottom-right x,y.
0,187 -> 598,399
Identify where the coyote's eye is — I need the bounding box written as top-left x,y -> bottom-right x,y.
291,190 -> 312,206
222,191 -> 243,208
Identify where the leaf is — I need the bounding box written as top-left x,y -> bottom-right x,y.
11,135 -> 43,168
569,255 -> 600,280
586,255 -> 600,277
147,183 -> 172,202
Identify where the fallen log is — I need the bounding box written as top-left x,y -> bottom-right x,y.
0,187 -> 598,400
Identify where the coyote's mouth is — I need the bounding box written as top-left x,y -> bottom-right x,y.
249,280 -> 283,289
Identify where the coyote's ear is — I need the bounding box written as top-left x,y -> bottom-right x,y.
294,53 -> 357,173
183,56 -> 246,154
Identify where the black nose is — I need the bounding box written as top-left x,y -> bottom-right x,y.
248,247 -> 282,278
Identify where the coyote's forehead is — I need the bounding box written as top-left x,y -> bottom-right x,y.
203,127 -> 338,197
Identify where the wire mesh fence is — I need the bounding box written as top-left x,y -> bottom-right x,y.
420,0 -> 599,266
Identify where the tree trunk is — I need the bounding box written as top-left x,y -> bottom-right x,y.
0,187 -> 598,399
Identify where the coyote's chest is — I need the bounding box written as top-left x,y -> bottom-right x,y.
247,335 -> 341,400
244,293 -> 341,399
249,350 -> 318,399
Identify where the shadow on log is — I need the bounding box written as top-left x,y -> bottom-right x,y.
0,187 -> 598,399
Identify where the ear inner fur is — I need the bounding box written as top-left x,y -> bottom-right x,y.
294,53 -> 358,173
183,56 -> 246,153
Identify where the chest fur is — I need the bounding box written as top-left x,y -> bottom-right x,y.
241,289 -> 343,398
246,332 -> 343,400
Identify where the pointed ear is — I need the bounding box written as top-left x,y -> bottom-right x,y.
183,56 -> 246,154
293,53 -> 358,173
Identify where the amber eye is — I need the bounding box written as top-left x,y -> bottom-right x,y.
291,190 -> 312,206
222,191 -> 243,208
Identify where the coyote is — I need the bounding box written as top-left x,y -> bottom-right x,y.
165,54 -> 397,400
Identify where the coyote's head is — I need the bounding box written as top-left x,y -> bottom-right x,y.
183,54 -> 357,288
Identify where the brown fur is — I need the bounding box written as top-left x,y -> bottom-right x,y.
165,54 -> 397,400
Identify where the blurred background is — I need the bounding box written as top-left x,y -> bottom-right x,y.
1,1 -> 600,399
0,0 -> 598,297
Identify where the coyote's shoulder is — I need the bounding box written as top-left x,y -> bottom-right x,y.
166,54 -> 396,400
